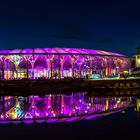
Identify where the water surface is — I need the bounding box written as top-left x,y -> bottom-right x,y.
0,92 -> 139,140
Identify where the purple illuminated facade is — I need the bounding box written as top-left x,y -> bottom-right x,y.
0,93 -> 132,123
0,48 -> 130,79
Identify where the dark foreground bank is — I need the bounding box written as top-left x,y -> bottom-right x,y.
0,78 -> 140,96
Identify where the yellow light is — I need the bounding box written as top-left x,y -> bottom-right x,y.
123,71 -> 128,73
12,112 -> 17,119
105,99 -> 109,110
138,59 -> 140,64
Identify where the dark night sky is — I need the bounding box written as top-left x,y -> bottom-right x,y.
0,0 -> 140,56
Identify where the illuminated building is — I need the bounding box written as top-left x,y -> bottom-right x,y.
130,47 -> 140,77
0,48 -> 130,79
136,47 -> 140,68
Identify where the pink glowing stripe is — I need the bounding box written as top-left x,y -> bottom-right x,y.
85,114 -> 98,120
66,116 -> 81,122
98,50 -> 112,55
111,52 -> 125,57
83,49 -> 101,55
9,49 -> 22,54
73,48 -> 89,54
46,118 -> 58,123
0,50 -> 11,54
34,48 -> 45,53
23,120 -> 34,124
54,48 -> 68,53
63,48 -> 81,54
43,48 -> 58,53
0,121 -> 11,124
21,48 -> 33,53
0,48 -> 126,57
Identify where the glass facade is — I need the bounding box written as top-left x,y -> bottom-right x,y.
0,48 -> 130,79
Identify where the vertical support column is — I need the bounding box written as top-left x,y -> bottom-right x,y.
18,55 -> 21,79
60,61 -> 63,79
32,63 -> 34,79
72,56 -> 74,78
58,55 -> 61,79
6,59 -> 8,79
79,66 -> 82,78
108,57 -> 112,76
26,60 -> 29,79
32,54 -> 34,79
50,59 -> 53,79
45,55 -> 48,79
112,57 -> 115,76
89,57 -> 93,75
78,59 -> 82,78
2,58 -> 4,80
10,59 -> 12,79
105,56 -> 108,77
46,55 -> 48,79
12,60 -> 14,79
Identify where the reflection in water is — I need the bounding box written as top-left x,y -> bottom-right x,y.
0,92 -> 133,123
136,98 -> 140,112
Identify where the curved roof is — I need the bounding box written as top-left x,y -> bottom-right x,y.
0,48 -> 126,57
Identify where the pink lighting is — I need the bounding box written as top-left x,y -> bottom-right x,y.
0,48 -> 130,80
0,93 -> 132,123
0,48 -> 126,56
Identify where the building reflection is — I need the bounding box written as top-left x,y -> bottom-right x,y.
0,93 -> 132,123
136,98 -> 140,112
133,98 -> 140,118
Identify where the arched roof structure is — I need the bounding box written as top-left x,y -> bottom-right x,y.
0,48 -> 126,57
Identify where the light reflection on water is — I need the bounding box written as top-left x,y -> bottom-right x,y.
0,92 -> 133,124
